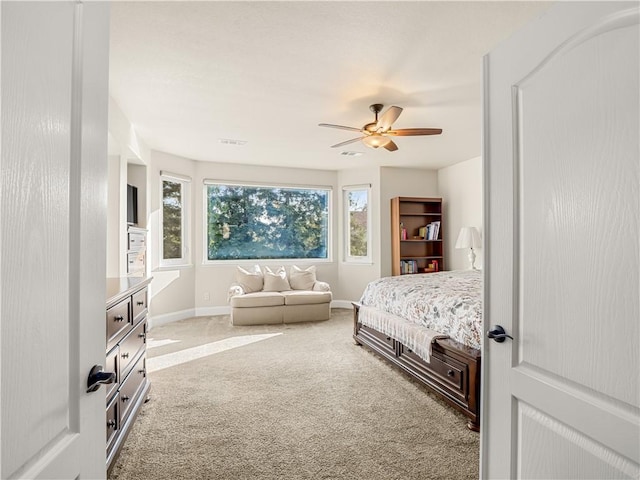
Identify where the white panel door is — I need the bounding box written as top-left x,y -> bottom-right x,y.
483,2 -> 639,479
1,2 -> 110,479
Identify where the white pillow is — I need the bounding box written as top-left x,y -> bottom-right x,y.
235,265 -> 263,293
289,265 -> 316,290
263,266 -> 290,292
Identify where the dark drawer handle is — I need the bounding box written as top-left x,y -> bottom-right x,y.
139,368 -> 146,376
407,348 -> 412,353
107,419 -> 116,429
121,395 -> 130,402
136,301 -> 144,306
121,352 -> 129,359
386,337 -> 391,341
114,315 -> 124,322
447,369 -> 455,377
138,333 -> 146,340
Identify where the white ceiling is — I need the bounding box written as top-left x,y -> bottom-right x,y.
109,1 -> 551,171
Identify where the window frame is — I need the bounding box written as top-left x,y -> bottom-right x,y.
202,180 -> 332,265
159,172 -> 191,267
343,184 -> 372,264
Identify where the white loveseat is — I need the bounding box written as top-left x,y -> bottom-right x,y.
228,265 -> 332,326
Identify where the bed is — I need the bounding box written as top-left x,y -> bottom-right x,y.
353,269 -> 482,431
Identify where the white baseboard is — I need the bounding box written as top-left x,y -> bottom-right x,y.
195,305 -> 231,317
331,300 -> 355,309
148,308 -> 196,330
149,301 -> 354,330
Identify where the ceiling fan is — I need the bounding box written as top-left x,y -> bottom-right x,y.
318,104 -> 442,152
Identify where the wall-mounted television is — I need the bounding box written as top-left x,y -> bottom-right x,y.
127,184 -> 138,225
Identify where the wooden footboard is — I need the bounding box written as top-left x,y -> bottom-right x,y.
352,303 -> 481,431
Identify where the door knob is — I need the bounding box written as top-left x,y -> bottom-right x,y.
87,365 -> 116,393
487,325 -> 513,343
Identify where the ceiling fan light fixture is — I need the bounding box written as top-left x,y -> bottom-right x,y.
362,133 -> 391,149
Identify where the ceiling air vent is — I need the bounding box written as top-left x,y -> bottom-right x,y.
340,151 -> 362,157
219,138 -> 247,146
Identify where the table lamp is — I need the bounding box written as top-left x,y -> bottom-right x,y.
455,226 -> 482,270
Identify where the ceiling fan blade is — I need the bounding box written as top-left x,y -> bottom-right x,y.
330,136 -> 365,148
386,128 -> 443,136
318,123 -> 362,132
376,106 -> 403,131
384,139 -> 399,152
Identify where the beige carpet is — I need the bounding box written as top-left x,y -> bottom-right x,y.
109,309 -> 479,480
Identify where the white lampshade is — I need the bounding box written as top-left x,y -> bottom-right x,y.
455,227 -> 482,249
362,133 -> 391,149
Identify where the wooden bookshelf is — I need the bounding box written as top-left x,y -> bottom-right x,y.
391,197 -> 444,275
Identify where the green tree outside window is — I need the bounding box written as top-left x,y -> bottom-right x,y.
162,179 -> 183,259
347,189 -> 368,258
206,184 -> 330,260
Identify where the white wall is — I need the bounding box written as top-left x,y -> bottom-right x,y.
437,156 -> 483,270
380,167 -> 439,277
106,155 -> 125,277
108,97 -> 150,164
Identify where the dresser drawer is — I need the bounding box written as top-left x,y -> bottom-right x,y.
429,353 -> 464,392
127,252 -> 145,276
106,297 -> 131,349
359,324 -> 397,356
119,320 -> 146,380
132,288 -> 147,322
106,393 -> 119,455
105,346 -> 119,402
119,355 -> 147,425
399,347 -> 468,405
128,232 -> 146,250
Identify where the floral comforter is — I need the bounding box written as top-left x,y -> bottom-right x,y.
358,270 -> 482,350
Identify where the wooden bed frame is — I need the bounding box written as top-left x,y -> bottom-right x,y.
352,303 -> 481,431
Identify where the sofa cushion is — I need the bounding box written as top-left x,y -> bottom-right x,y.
263,266 -> 291,291
235,265 -> 263,293
289,265 -> 316,290
230,291 -> 285,308
281,290 -> 332,306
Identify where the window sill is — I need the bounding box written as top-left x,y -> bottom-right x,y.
155,264 -> 194,271
202,258 -> 334,266
342,261 -> 374,266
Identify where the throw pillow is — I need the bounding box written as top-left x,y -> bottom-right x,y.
263,266 -> 290,292
289,265 -> 317,290
235,265 -> 263,293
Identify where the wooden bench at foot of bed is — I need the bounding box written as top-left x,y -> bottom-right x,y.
352,303 -> 481,431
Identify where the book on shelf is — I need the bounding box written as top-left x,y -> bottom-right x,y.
424,221 -> 440,240
400,222 -> 407,240
399,260 -> 419,274
431,221 -> 440,240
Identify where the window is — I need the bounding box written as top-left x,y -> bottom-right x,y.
204,182 -> 331,262
343,185 -> 371,263
160,173 -> 190,266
